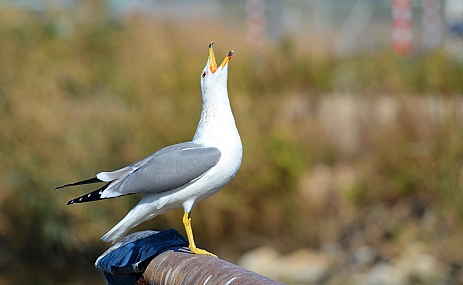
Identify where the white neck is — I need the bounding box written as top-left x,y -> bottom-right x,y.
192,98 -> 240,147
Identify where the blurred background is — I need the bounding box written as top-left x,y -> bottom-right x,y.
2,0 -> 463,284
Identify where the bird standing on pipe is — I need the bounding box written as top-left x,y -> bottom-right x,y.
55,42 -> 242,257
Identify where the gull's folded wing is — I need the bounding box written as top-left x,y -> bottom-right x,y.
65,142 -> 221,204
112,143 -> 221,196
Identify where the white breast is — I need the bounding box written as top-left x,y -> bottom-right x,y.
177,100 -> 243,210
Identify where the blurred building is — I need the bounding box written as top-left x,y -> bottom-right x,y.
1,0 -> 462,58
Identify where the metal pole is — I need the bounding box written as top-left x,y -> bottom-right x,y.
139,249 -> 284,285
393,0 -> 413,56
96,229 -> 284,285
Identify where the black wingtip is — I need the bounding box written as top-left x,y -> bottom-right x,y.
66,183 -> 110,205
54,177 -> 103,190
209,41 -> 214,48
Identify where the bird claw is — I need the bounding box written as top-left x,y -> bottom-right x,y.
189,246 -> 218,258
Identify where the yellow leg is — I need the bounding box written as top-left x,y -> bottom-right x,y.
182,212 -> 217,257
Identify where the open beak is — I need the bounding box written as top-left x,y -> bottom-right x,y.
208,41 -> 233,73
220,50 -> 233,68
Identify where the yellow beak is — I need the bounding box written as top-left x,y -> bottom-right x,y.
208,41 -> 233,73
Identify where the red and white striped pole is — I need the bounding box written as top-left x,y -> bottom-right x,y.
245,0 -> 266,52
392,0 -> 413,56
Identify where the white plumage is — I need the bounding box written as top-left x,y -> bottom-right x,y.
56,42 -> 242,256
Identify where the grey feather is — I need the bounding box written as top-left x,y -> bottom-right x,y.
101,142 -> 221,198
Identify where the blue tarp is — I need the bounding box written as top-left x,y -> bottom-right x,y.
95,229 -> 189,285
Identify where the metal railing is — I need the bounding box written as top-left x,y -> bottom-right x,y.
96,229 -> 284,285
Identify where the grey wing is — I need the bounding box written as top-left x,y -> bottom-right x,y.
101,142 -> 221,198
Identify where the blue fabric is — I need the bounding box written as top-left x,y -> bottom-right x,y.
95,229 -> 189,285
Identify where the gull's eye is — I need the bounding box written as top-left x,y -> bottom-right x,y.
202,71 -> 206,78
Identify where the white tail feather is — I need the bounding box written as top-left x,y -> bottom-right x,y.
101,195 -> 168,243
101,222 -> 132,243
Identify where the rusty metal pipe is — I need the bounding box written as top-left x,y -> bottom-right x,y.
139,250 -> 284,285
96,229 -> 283,285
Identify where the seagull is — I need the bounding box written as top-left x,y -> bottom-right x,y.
55,42 -> 243,257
